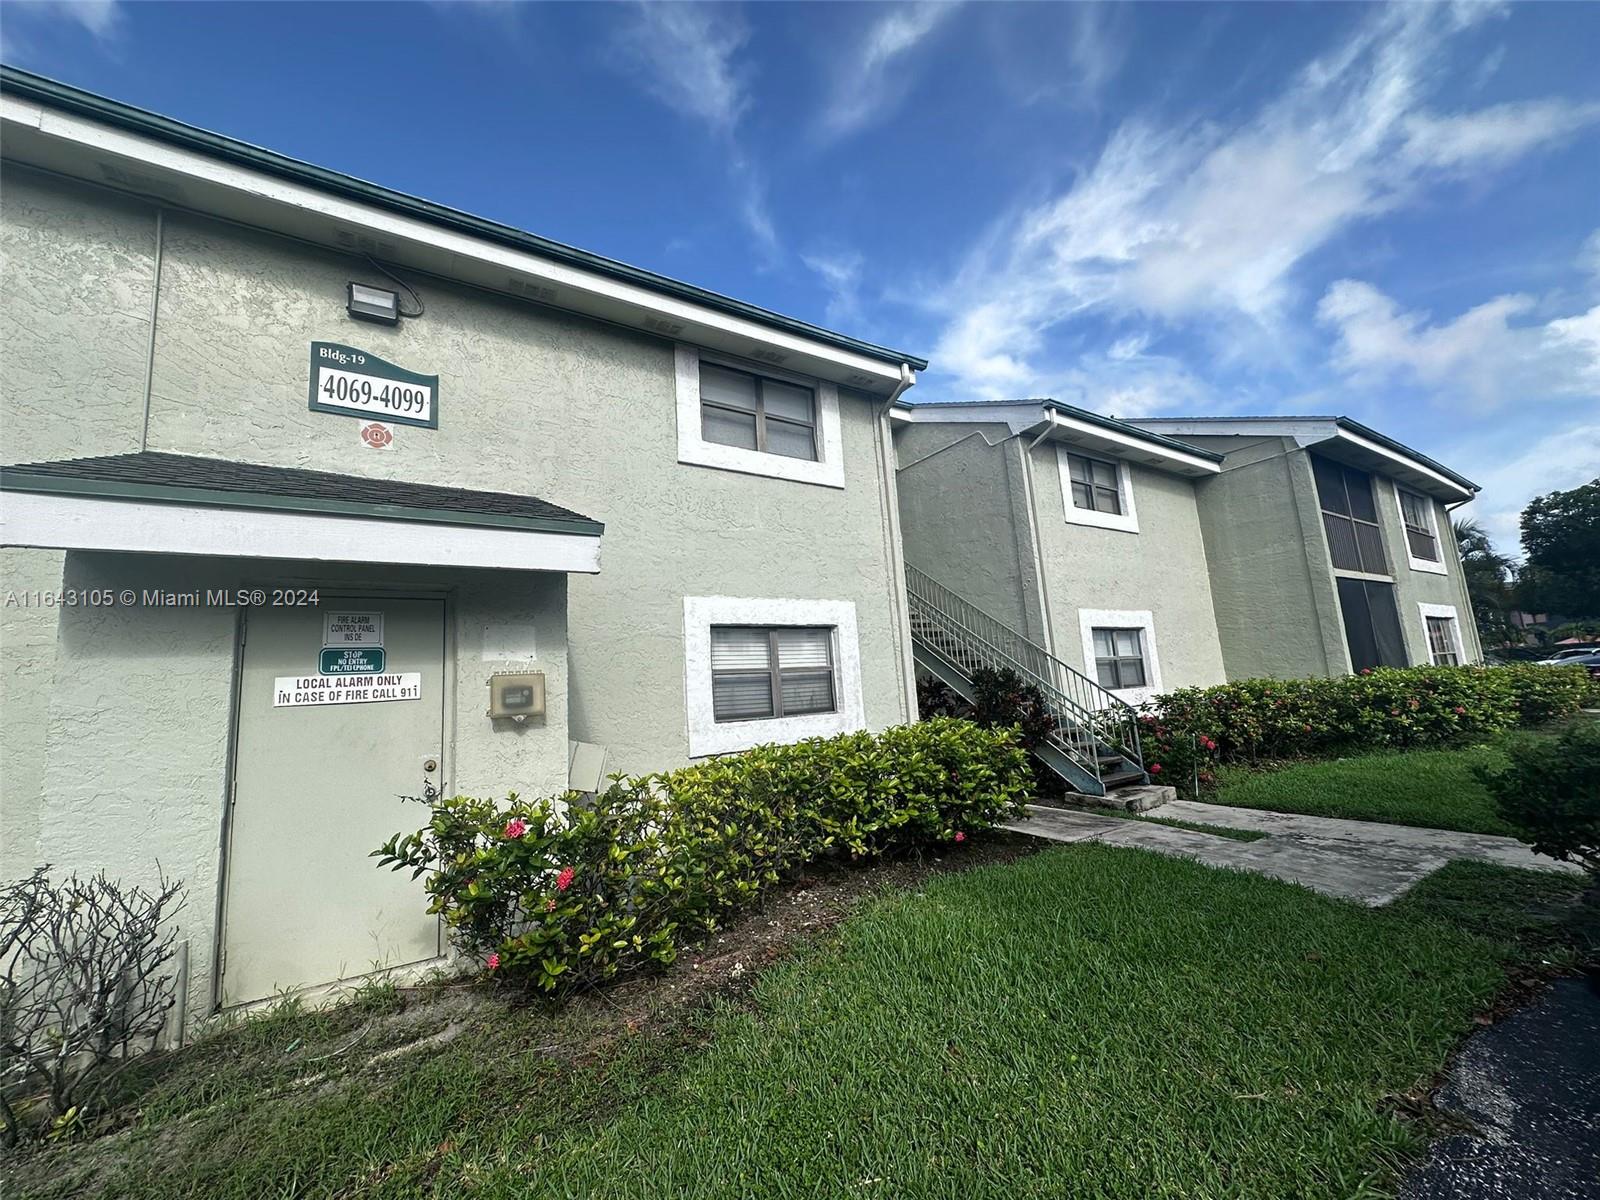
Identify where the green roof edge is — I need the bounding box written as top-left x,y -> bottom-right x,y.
1040,400 -> 1225,463
0,469 -> 606,538
0,65 -> 929,373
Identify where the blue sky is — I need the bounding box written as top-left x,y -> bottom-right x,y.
5,1 -> 1597,553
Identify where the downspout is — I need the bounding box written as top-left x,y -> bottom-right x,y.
1446,494 -> 1486,662
139,207 -> 164,451
875,364 -> 919,723
1016,423 -> 1060,659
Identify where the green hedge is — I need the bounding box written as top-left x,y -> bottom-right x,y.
375,717 -> 1029,993
1137,664 -> 1593,791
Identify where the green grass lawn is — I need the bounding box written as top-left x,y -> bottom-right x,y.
11,846 -> 1588,1200
1213,740 -> 1530,836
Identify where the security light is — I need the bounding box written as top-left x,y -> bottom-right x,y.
347,282 -> 401,325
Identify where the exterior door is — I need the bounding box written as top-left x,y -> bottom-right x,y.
221,596 -> 445,1007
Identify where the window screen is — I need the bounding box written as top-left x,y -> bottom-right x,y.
1426,616 -> 1460,666
1067,453 -> 1122,515
1399,490 -> 1440,563
1313,456 -> 1388,574
1336,578 -> 1407,672
710,625 -> 836,722
1091,627 -> 1147,690
700,362 -> 818,461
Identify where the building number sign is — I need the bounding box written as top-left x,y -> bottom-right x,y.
308,343 -> 439,429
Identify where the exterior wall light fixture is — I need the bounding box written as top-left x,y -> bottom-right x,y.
347,282 -> 402,325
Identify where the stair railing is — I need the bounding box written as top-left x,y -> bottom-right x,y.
904,565 -> 1145,780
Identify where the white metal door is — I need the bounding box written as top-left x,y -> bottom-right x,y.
221,596 -> 445,1007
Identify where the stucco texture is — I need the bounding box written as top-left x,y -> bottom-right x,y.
1025,443 -> 1227,694
135,205 -> 909,775
894,422 -> 1047,640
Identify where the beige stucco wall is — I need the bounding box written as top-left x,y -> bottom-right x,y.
1025,443 -> 1227,694
22,550 -> 567,1019
894,421 -> 1048,641
1183,433 -> 1482,679
2,167 -> 911,897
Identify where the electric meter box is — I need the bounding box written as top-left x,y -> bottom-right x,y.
486,671 -> 545,720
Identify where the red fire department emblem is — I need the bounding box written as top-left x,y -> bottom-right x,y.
360,422 -> 394,449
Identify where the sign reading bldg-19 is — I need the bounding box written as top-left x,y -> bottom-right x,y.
308,343 -> 439,429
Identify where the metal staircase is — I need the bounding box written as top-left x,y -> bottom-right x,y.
905,565 -> 1147,797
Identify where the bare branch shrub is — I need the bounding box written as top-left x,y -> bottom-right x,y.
1,867 -> 185,1147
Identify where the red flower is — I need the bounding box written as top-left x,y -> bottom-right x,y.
503,817 -> 527,840
1149,763 -> 1162,774
556,866 -> 575,892
1453,706 -> 1466,715
954,831 -> 967,843
486,952 -> 500,970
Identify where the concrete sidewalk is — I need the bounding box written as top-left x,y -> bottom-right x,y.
1005,801 -> 1581,906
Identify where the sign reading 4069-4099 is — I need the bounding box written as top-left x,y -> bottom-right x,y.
308,343 -> 439,429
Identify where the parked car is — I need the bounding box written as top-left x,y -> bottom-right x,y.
1536,650 -> 1600,680
1533,645 -> 1600,665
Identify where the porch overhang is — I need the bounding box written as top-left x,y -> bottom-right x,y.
0,452 -> 604,573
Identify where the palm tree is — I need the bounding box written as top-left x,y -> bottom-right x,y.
1453,517 -> 1518,647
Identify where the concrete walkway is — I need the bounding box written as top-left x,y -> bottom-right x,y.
1005,801 -> 1581,906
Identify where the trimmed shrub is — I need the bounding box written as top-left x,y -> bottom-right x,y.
1138,664 -> 1592,796
919,668 -> 1063,797
1478,721 -> 1600,876
375,718 -> 1029,994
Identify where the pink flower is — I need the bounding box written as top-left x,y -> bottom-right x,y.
954,831 -> 967,843
1149,763 -> 1162,774
486,952 -> 500,970
1453,706 -> 1466,715
556,866 -> 575,892
503,817 -> 527,840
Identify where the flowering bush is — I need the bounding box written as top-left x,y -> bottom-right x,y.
374,718 -> 1029,994
1136,664 -> 1592,798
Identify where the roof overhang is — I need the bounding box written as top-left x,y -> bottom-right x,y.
1,476 -> 603,573
0,68 -> 924,394
1128,416 -> 1478,502
893,400 -> 1221,477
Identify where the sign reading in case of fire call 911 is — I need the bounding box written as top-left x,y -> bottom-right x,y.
308,343 -> 438,429
273,674 -> 422,708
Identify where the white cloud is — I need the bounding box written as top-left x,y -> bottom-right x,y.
801,249 -> 864,326
928,3 -> 1600,402
1317,279 -> 1600,411
1456,424 -> 1600,556
817,3 -> 961,142
613,3 -> 749,133
10,0 -> 121,38
610,4 -> 779,257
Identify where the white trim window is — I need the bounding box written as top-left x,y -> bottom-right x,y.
675,347 -> 845,488
1418,603 -> 1466,666
1057,447 -> 1139,533
1077,609 -> 1162,703
1396,486 -> 1447,575
684,596 -> 864,756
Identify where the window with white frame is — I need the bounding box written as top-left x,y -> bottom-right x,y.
1077,609 -> 1161,701
674,348 -> 845,488
1418,603 -> 1465,667
683,596 -> 865,756
1396,486 -> 1446,574
710,625 -> 836,721
1066,453 -> 1122,515
1056,446 -> 1139,532
699,363 -> 818,461
1091,628 -> 1147,690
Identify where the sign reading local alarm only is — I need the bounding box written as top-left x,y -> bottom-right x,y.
309,343 -> 439,429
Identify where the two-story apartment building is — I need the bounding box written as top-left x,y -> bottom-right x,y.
893,404 -> 1481,744
0,69 -> 925,1016
1128,417 -> 1482,679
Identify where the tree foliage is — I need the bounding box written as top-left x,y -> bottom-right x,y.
1519,479 -> 1600,618
1453,517 -> 1518,647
